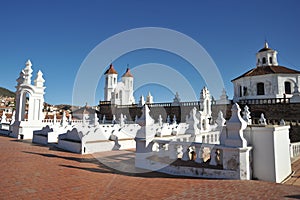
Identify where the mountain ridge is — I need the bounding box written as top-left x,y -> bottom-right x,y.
0,87 -> 15,97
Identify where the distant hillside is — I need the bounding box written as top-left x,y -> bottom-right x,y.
0,87 -> 15,97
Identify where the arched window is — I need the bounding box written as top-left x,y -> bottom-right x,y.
285,81 -> 292,94
114,78 -> 116,84
257,82 -> 265,95
269,57 -> 273,64
262,57 -> 266,64
116,93 -> 118,99
257,59 -> 260,65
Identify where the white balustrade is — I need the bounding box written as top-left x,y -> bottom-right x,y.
290,142 -> 300,158
151,139 -> 223,167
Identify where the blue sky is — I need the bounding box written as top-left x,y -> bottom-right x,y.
0,0 -> 300,105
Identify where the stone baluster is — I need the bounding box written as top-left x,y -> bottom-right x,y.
168,143 -> 178,160
181,144 -> 190,161
209,148 -> 217,166
157,143 -> 165,157
194,146 -> 203,163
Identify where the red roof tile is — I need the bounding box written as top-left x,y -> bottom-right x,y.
122,68 -> 133,77
232,65 -> 300,81
104,64 -> 118,75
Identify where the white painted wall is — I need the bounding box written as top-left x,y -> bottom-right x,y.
250,125 -> 291,183
233,73 -> 300,101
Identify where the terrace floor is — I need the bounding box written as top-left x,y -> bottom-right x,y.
1,135 -> 300,199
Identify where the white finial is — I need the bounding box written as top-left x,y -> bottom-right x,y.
112,115 -> 116,124
280,119 -> 286,126
172,92 -> 181,106
25,59 -> 32,67
259,113 -> 267,125
136,105 -> 154,126
166,115 -> 171,124
1,111 -> 7,123
23,59 -> 33,84
16,71 -> 25,86
102,115 -> 106,124
264,40 -> 269,49
185,107 -> 200,136
216,110 -> 226,127
223,103 -> 247,148
53,111 -> 57,124
94,112 -> 99,126
10,110 -> 15,125
119,113 -> 125,127
172,115 -> 177,125
34,70 -> 45,87
242,105 -> 252,125
158,115 -> 163,126
61,111 -> 67,127
139,95 -> 145,106
68,114 -> 72,125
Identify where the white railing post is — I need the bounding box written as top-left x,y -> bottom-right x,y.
168,143 -> 178,160
194,145 -> 203,163
157,142 -> 165,157
181,144 -> 190,161
209,148 -> 217,166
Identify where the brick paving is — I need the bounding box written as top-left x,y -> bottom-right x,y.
1,135 -> 300,199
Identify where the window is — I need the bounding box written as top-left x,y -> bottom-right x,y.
243,87 -> 248,96
116,93 -> 118,99
257,82 -> 265,95
239,86 -> 242,97
257,59 -> 260,65
285,82 -> 292,94
114,78 -> 116,84
206,100 -> 209,113
269,57 -> 273,64
262,57 -> 266,64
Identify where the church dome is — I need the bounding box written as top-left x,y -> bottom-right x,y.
258,41 -> 273,52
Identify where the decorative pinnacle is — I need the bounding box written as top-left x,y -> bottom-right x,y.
25,59 -> 32,68
264,40 -> 269,48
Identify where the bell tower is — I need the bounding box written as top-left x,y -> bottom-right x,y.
104,64 -> 118,101
256,41 -> 278,67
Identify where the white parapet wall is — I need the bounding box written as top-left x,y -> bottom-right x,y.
135,139 -> 252,180
250,125 -> 291,183
10,121 -> 45,140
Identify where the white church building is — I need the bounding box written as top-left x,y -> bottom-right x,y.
104,64 -> 135,105
232,42 -> 300,102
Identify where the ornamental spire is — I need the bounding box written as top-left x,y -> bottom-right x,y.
264,40 -> 269,49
